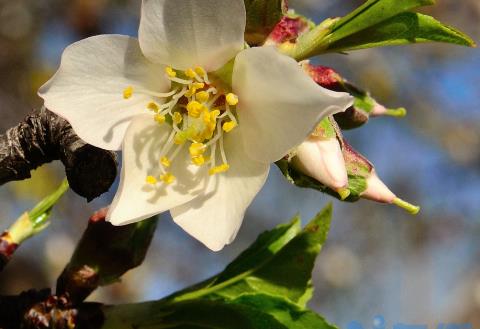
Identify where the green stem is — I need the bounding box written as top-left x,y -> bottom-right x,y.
9,179 -> 69,244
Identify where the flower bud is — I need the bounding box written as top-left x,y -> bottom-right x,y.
302,63 -> 407,130
265,15 -> 312,46
292,117 -> 350,200
244,0 -> 289,45
341,139 -> 420,215
293,136 -> 349,199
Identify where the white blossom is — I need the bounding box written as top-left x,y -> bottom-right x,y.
39,0 -> 352,250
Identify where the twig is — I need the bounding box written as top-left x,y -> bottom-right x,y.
0,107 -> 117,200
57,208 -> 158,304
0,180 -> 69,272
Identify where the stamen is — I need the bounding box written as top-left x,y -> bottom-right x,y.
226,93 -> 239,106
196,91 -> 210,103
146,175 -> 157,185
160,173 -> 176,185
148,102 -> 160,112
173,112 -> 183,124
222,121 -> 237,133
169,77 -> 193,85
154,114 -> 166,124
185,68 -> 197,79
209,164 -> 230,176
160,156 -> 171,168
186,101 -> 204,118
194,66 -> 206,77
123,86 -> 134,99
165,66 -> 177,78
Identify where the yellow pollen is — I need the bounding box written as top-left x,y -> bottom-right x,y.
209,164 -> 230,176
222,121 -> 237,133
185,85 -> 199,97
194,66 -> 206,76
193,82 -> 205,89
165,66 -> 177,78
147,102 -> 159,112
160,156 -> 171,168
185,68 -> 197,79
187,101 -> 203,118
160,173 -> 176,185
191,155 -> 205,166
155,114 -> 166,124
123,86 -> 134,99
196,91 -> 210,103
173,112 -> 183,124
146,175 -> 157,185
226,93 -> 239,106
189,143 -> 206,157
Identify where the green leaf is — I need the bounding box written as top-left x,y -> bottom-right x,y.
232,294 -> 338,329
244,0 -> 288,45
103,299 -> 287,329
327,12 -> 476,52
328,0 -> 435,44
168,206 -> 333,306
102,293 -> 337,329
167,217 -> 301,299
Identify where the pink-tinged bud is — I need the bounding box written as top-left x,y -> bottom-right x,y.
361,169 -> 396,203
293,136 -> 350,200
302,63 -> 344,91
342,139 -> 420,215
265,15 -> 311,45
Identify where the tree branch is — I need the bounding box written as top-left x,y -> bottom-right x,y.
0,107 -> 117,200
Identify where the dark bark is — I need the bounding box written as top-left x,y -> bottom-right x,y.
57,208 -> 158,304
0,107 -> 117,201
0,289 -> 51,329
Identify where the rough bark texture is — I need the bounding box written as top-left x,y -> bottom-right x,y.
0,107 -> 117,200
0,289 -> 51,329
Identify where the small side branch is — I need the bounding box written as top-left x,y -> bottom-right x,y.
0,107 -> 117,200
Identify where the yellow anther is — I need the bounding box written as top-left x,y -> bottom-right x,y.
196,91 -> 210,103
189,143 -> 206,157
123,86 -> 134,99
160,173 -> 176,185
194,66 -> 206,76
185,87 -> 196,98
165,66 -> 177,78
173,112 -> 183,124
147,102 -> 159,112
185,68 -> 197,79
160,156 -> 171,168
154,114 -> 166,124
187,101 -> 203,118
222,121 -> 237,133
192,82 -> 205,89
191,155 -> 205,166
174,133 -> 187,145
226,93 -> 239,106
146,175 -> 157,185
209,164 -> 230,176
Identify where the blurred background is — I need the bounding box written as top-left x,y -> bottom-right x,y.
0,0 -> 479,327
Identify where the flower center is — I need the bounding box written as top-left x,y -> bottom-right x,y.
123,66 -> 239,187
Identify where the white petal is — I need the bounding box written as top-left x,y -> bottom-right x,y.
107,115 -> 205,225
293,137 -> 348,190
233,47 -> 353,164
39,35 -> 169,151
139,0 -> 245,71
170,132 -> 270,251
